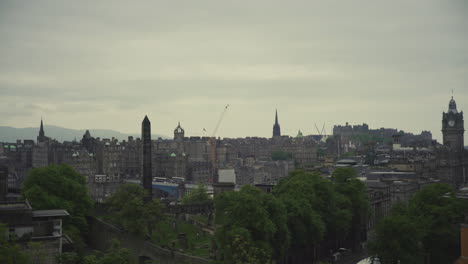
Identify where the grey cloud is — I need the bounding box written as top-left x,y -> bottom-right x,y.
0,0 -> 467,140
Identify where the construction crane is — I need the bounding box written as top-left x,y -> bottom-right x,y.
208,104 -> 229,183
315,123 -> 326,136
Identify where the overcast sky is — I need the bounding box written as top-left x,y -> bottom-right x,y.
1,0 -> 467,142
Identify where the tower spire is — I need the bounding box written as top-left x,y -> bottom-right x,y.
38,118 -> 45,142
273,109 -> 281,138
275,109 -> 278,124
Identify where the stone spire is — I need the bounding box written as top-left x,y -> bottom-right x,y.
38,118 -> 45,142
142,115 -> 152,202
273,109 -> 281,137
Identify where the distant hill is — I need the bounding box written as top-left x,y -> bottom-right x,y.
0,125 -> 167,143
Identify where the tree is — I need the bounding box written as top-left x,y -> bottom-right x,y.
0,223 -> 30,264
105,184 -> 163,236
369,215 -> 424,264
82,239 -> 135,264
408,183 -> 467,263
22,164 -> 93,251
56,252 -> 80,264
215,185 -> 289,264
181,184 -> 211,205
22,164 -> 92,219
271,150 -> 293,161
370,183 -> 468,263
332,168 -> 370,251
274,170 -> 352,262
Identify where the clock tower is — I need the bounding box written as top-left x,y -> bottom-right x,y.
442,96 -> 464,153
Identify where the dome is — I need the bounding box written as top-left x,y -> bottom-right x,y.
296,130 -> 304,138
448,97 -> 458,113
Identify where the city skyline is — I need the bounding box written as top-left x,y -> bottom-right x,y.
1,0 -> 467,142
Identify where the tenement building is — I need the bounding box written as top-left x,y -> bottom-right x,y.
1,112 -> 319,201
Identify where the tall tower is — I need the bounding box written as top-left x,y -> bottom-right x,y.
442,97 -> 464,153
174,122 -> 185,141
37,119 -> 45,143
273,110 -> 281,137
142,115 -> 153,201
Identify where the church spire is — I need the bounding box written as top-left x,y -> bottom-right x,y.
275,109 -> 278,125
273,109 -> 281,138
38,118 -> 45,142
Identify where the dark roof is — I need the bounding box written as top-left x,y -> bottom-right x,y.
366,182 -> 389,188
32,209 -> 69,218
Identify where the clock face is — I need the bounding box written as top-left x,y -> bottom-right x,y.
448,120 -> 455,127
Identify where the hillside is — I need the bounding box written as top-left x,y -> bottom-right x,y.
0,125 -> 167,143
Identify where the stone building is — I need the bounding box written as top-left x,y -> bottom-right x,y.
436,96 -> 466,188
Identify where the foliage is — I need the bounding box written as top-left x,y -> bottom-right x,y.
27,242 -> 48,264
151,217 -> 213,258
215,185 -> 289,264
274,170 -> 354,261
0,223 -> 30,264
370,183 -> 468,264
332,168 -> 370,250
409,184 -> 467,263
369,215 -> 424,264
56,252 -> 80,264
22,164 -> 93,220
341,151 -> 356,158
82,239 -> 134,264
182,184 -> 211,205
22,164 -> 93,251
105,184 -> 164,236
271,150 -> 293,161
226,227 -> 271,264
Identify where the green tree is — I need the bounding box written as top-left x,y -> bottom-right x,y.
0,223 -> 30,264
370,183 -> 468,263
274,170 -> 352,261
83,239 -> 135,264
22,164 -> 93,251
408,183 -> 467,263
332,168 -> 370,251
56,252 -> 80,264
271,150 -> 293,161
105,184 -> 164,236
215,185 -> 289,264
369,215 -> 424,264
181,184 -> 211,205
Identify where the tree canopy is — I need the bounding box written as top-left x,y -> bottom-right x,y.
271,150 -> 293,161
22,164 -> 93,251
370,183 -> 468,264
0,223 -> 30,264
105,184 -> 164,236
274,170 -> 358,262
214,169 -> 371,264
181,184 -> 211,205
215,185 -> 289,264
332,168 -> 370,250
22,164 -> 93,220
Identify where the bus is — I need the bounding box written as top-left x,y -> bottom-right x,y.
152,177 -> 166,183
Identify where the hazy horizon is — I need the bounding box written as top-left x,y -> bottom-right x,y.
1,0 -> 467,142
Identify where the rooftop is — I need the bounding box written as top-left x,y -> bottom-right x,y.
32,209 -> 69,218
